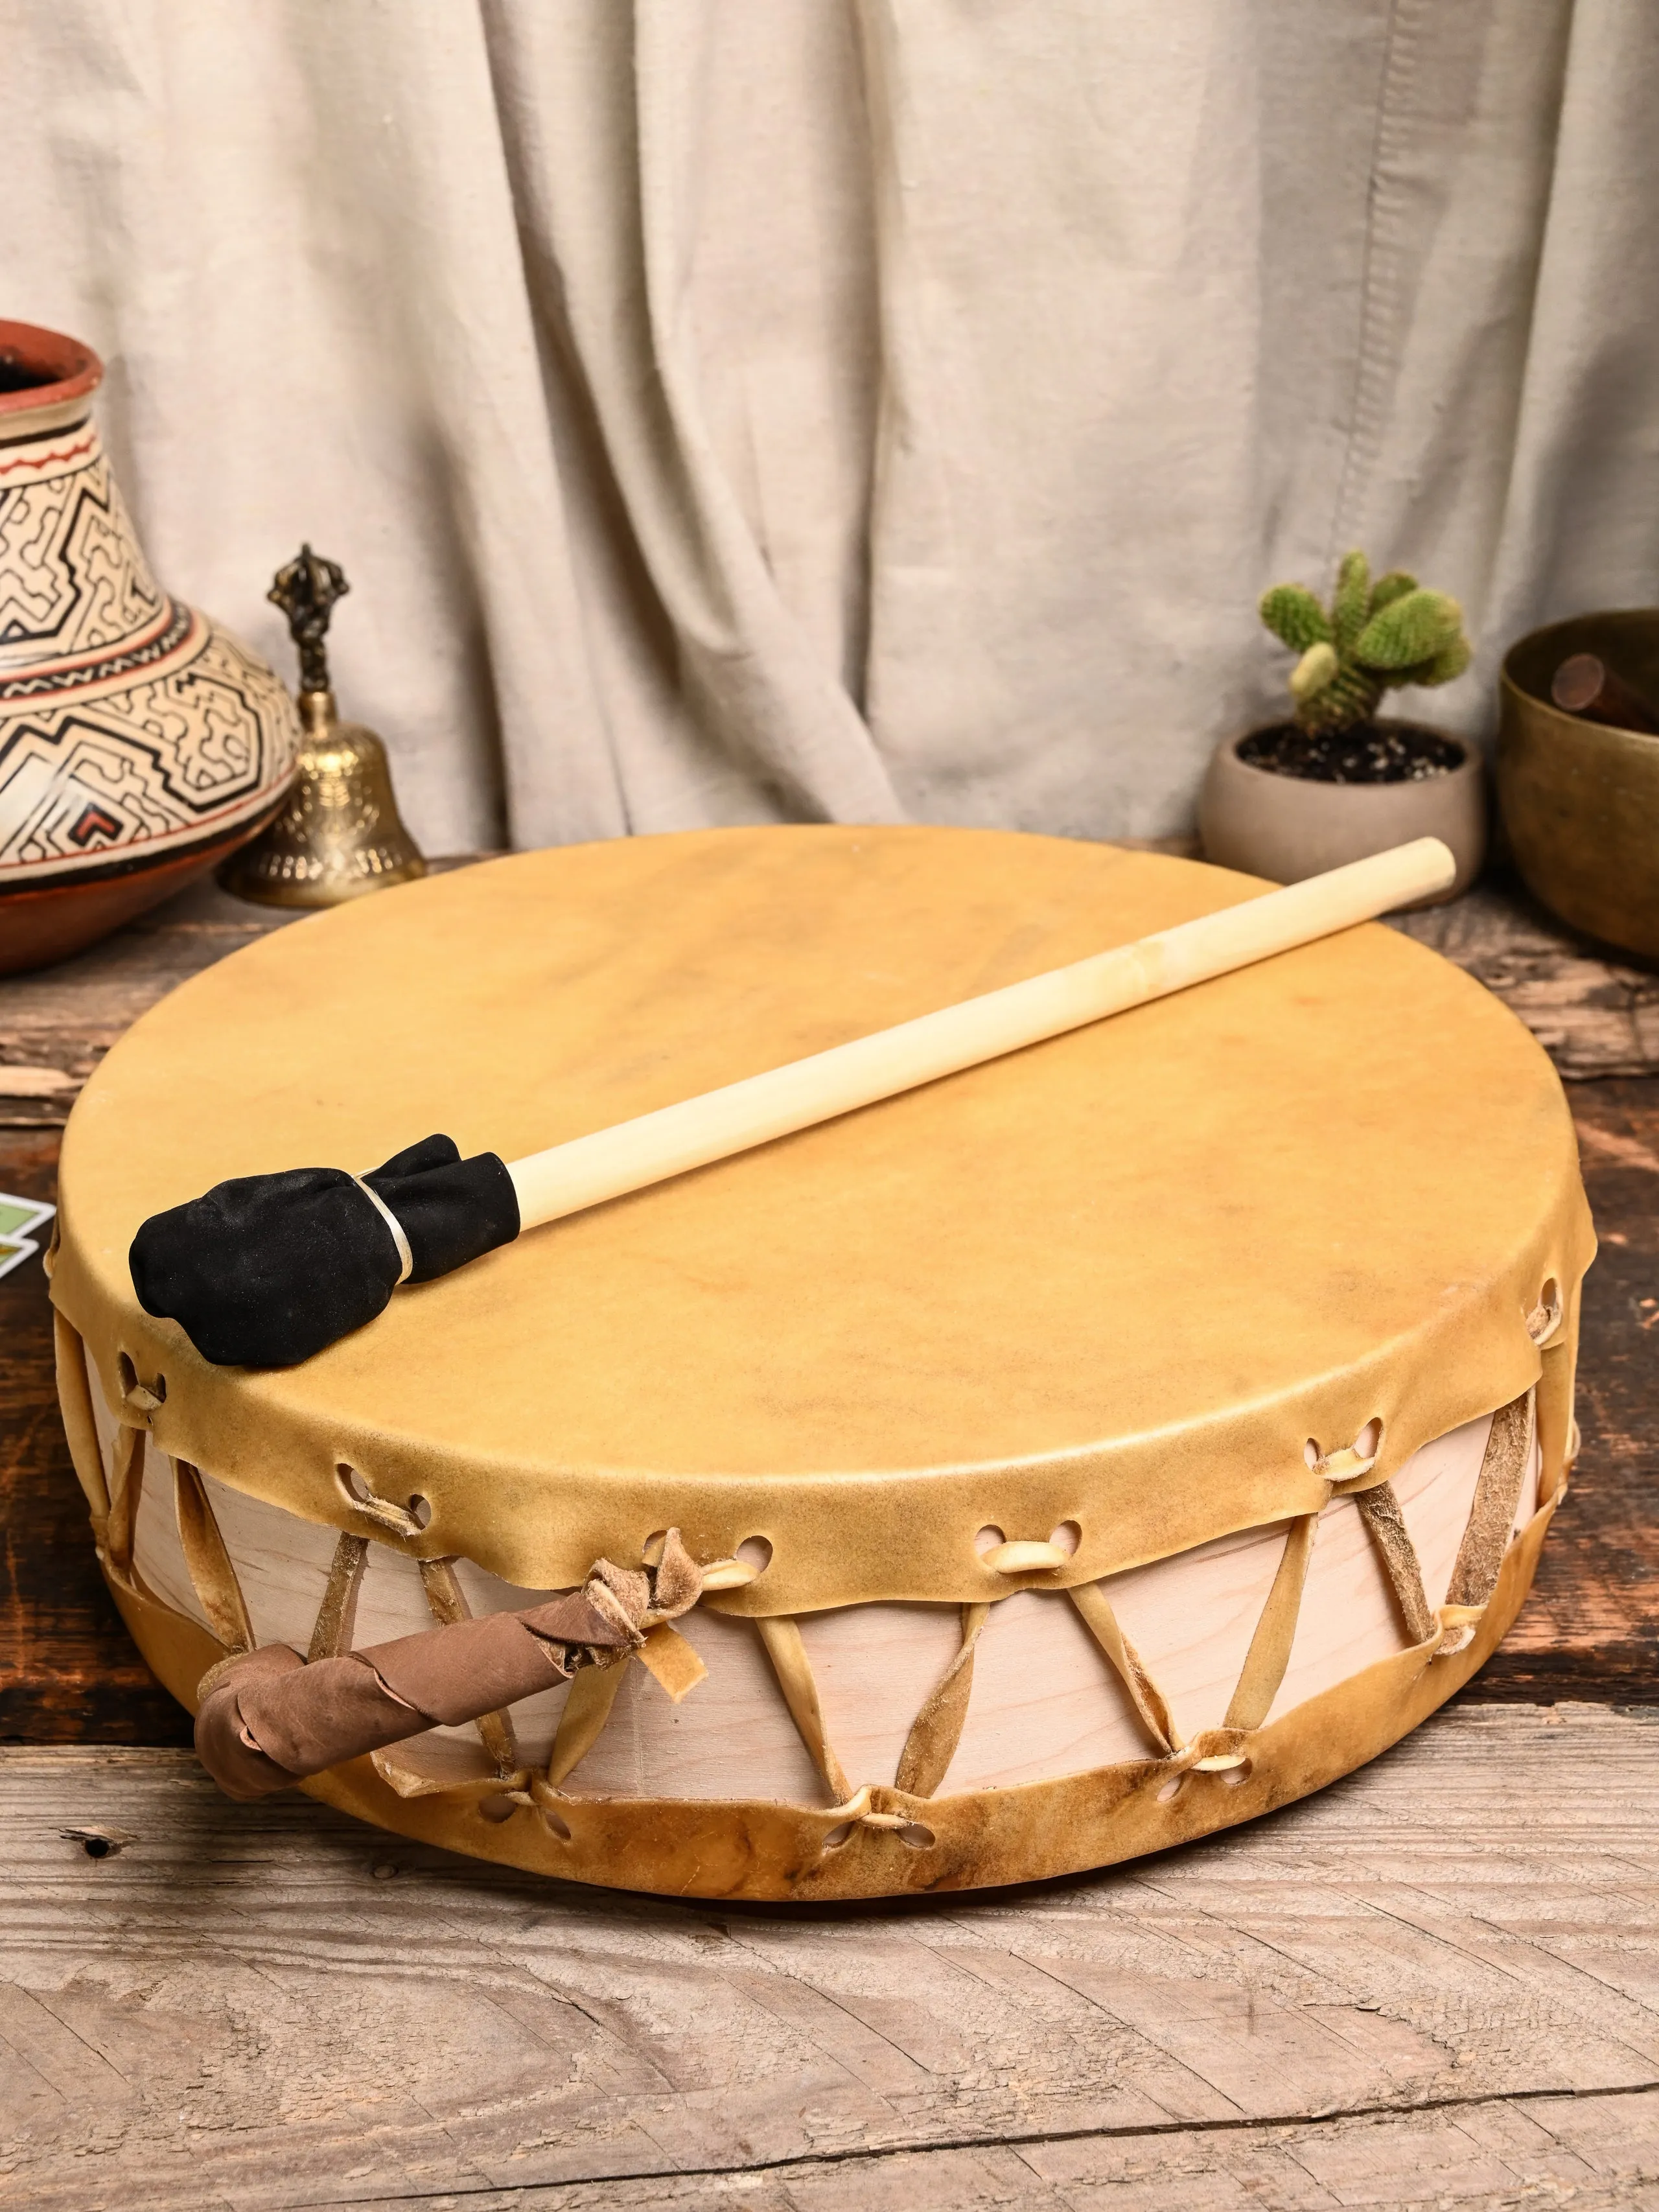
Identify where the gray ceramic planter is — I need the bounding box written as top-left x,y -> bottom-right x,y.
1199,726 -> 1485,904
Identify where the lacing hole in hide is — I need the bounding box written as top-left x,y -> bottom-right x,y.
736,1535 -> 773,1575
1310,1425 -> 1382,1484
1222,1763 -> 1253,1788
1528,1279 -> 1562,1344
540,1806 -> 572,1841
1155,1775 -> 1187,1804
1049,1520 -> 1081,1555
408,1494 -> 433,1530
820,1822 -> 855,1850
476,1795 -> 516,1824
117,1353 -> 137,1399
642,1529 -> 668,1566
974,1524 -> 1005,1555
338,1462 -> 374,1505
897,1822 -> 936,1850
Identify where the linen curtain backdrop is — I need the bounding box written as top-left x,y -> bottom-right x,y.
4,0 -> 1656,855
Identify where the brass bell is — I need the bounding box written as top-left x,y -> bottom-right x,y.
220,546 -> 426,908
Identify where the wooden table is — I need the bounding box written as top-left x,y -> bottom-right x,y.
3,865 -> 1658,2210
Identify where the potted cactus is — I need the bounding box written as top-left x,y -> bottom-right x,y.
1200,551 -> 1485,901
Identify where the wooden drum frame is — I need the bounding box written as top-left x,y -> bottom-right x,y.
49,828 -> 1593,1901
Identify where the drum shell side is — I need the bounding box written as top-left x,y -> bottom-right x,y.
82,1473 -> 1559,1902
55,1302 -> 1579,1902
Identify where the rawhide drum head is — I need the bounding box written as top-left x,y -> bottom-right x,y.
50,827 -> 1592,1900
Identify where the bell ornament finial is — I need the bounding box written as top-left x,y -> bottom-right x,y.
268,542 -> 350,694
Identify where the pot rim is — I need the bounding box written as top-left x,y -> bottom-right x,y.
0,317 -> 103,422
1223,720 -> 1476,783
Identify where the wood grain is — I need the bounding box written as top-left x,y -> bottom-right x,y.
0,880 -> 302,1129
1480,1079 -> 1659,1701
307,2093 -> 1659,2208
1392,881 -> 1659,1080
0,1126 -> 189,1745
0,865 -> 476,1130
5,1707 -> 1659,2207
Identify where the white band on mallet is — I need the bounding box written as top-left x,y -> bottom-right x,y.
353,1178 -> 414,1284
504,839 -> 1456,1238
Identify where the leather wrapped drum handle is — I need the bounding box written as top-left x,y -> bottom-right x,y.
507,838 -> 1456,1229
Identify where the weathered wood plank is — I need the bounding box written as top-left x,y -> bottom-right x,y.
1478,1078 -> 1659,1701
1393,883 -> 1659,1081
0,1126 -> 190,1745
0,863 -> 480,1129
318,2088 -> 1659,2209
0,880 -> 302,1128
3,1708 -> 1659,2207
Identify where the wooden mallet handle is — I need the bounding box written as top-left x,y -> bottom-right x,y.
507,838 -> 1456,1232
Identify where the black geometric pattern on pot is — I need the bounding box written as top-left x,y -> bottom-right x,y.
0,626 -> 295,870
0,445 -> 165,664
0,598 -> 194,704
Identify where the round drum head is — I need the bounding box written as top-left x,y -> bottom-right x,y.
56,827 -> 1586,1603
51,828 -> 1592,1900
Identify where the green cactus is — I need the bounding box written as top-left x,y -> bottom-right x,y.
1259,552 -> 1471,734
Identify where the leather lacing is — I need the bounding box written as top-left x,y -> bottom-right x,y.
155,1390 -> 1544,1834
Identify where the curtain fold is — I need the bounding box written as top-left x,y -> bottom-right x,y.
3,0 -> 1654,854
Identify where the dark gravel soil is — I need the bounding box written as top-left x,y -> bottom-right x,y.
1238,721 -> 1464,785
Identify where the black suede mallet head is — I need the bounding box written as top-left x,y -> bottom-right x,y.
130,1134 -> 518,1368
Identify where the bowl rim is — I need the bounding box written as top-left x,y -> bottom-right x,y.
1501,608 -> 1659,716
0,318 -> 103,422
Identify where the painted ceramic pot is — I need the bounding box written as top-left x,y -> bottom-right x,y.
0,319 -> 300,975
